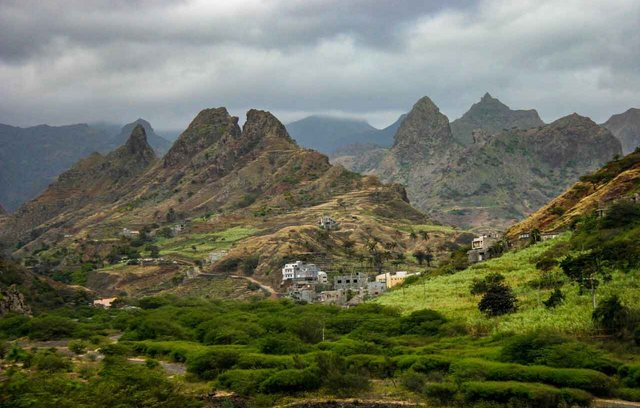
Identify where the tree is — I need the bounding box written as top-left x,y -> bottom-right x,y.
530,228 -> 541,244
166,208 -> 177,223
560,253 -> 611,309
413,250 -> 427,265
425,252 -> 434,267
478,283 -> 517,316
471,273 -> 517,317
592,295 -> 630,336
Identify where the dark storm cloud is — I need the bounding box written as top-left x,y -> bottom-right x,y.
0,0 -> 638,130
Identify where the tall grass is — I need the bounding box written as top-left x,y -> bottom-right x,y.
376,233 -> 640,335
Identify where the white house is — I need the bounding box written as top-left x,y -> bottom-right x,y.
318,215 -> 339,230
121,228 -> 140,238
281,261 -> 322,282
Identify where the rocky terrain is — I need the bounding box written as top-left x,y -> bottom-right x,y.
450,93 -> 544,145
0,119 -> 170,211
334,95 -> 622,229
2,108 -> 460,293
603,107 -> 640,154
507,148 -> 640,239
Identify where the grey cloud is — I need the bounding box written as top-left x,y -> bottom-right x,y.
0,0 -> 638,130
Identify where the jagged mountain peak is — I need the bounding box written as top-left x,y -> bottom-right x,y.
243,109 -> 297,148
603,107 -> 640,154
392,96 -> 452,149
163,107 -> 241,168
450,94 -> 544,145
122,124 -> 155,160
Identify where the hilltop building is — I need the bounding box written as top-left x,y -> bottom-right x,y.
333,272 -> 368,290
467,234 -> 499,263
121,228 -> 140,238
318,215 -> 339,230
281,261 -> 325,282
375,271 -> 419,289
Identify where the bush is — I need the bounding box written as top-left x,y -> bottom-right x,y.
259,368 -> 322,394
619,364 -> 640,388
543,289 -> 564,309
593,295 -> 631,336
478,283 -> 517,316
399,309 -> 447,335
461,381 -> 568,408
424,382 -> 457,405
28,315 -> 77,340
187,350 -> 240,380
470,273 -> 505,295
451,358 -> 612,396
217,369 -> 274,395
68,340 -> 87,355
400,371 -> 427,393
316,352 -> 371,396
0,314 -> 30,338
259,333 -> 308,355
32,350 -> 72,372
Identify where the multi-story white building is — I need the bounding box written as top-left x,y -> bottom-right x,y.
281,261 -> 322,282
375,271 -> 419,289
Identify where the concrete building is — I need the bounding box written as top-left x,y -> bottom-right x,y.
467,234 -> 499,263
333,272 -> 368,290
375,271 -> 418,289
121,228 -> 140,238
318,215 -> 339,230
281,261 -> 322,282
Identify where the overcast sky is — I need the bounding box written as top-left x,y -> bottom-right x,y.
1,0 -> 638,130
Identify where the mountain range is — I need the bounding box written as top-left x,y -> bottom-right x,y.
1,108 -> 447,289
0,119 -> 170,212
334,95 -> 623,229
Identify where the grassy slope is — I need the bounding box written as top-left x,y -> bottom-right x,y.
376,233 -> 640,335
156,226 -> 258,260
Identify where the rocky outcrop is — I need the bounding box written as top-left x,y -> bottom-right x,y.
338,96 -> 622,229
0,285 -> 31,315
2,126 -> 157,243
450,93 -> 544,145
603,108 -> 640,155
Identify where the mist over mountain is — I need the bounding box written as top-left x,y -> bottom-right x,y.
603,108 -> 640,155
334,95 -> 622,229
0,119 -> 170,211
450,93 -> 544,145
286,115 -> 403,155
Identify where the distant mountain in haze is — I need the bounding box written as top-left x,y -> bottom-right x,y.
334,95 -> 621,229
602,108 -> 640,154
286,115 -> 403,154
0,119 -> 170,211
450,93 -> 544,145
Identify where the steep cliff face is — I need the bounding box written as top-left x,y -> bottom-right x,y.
0,285 -> 31,315
2,125 -> 157,242
603,108 -> 640,155
450,93 -> 544,145
507,149 -> 640,239
336,96 -> 622,229
3,108 -> 426,255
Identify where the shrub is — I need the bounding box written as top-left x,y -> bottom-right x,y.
0,314 -> 30,338
478,283 -> 517,316
619,364 -> 640,388
258,333 -> 308,355
451,358 -> 612,396
592,295 -> 630,336
400,371 -> 427,393
259,368 -> 322,394
543,289 -> 564,309
68,340 -> 87,355
470,273 -> 505,295
27,315 -> 77,340
461,381 -> 564,408
399,309 -> 447,336
500,332 -> 566,365
424,382 -> 457,405
217,369 -> 274,395
32,350 -> 72,372
187,350 -> 240,380
235,353 -> 294,370
316,352 -> 371,396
